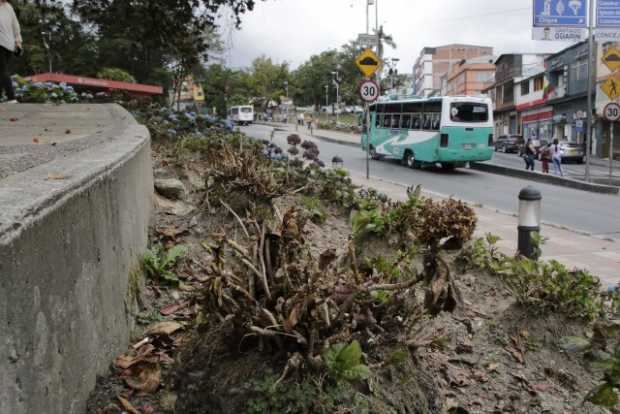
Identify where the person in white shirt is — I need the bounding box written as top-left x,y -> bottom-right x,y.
551,138 -> 564,176
0,0 -> 22,103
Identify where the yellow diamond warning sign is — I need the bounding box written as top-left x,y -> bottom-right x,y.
601,76 -> 620,100
355,48 -> 383,78
603,48 -> 620,72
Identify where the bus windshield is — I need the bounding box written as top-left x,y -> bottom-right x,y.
241,107 -> 253,113
450,102 -> 489,123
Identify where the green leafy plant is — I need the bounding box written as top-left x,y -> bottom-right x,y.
301,196 -> 327,224
324,341 -> 371,382
142,245 -> 187,285
588,346 -> 620,408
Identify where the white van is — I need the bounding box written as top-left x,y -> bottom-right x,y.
228,105 -> 254,125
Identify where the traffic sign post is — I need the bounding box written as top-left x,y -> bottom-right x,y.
358,79 -> 380,180
604,103 -> 620,184
355,48 -> 383,78
597,0 -> 620,40
532,0 -> 587,41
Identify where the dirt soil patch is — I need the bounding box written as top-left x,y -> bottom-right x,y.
86,139 -> 615,414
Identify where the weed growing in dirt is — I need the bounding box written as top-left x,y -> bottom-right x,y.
301,196 -> 327,224
142,245 -> 187,285
459,236 -> 605,321
324,341 -> 371,382
588,346 -> 620,408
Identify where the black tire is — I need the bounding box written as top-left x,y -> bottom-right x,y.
404,151 -> 417,169
369,145 -> 380,160
441,163 -> 456,171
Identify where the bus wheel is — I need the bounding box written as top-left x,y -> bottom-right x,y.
404,151 -> 416,169
441,163 -> 456,171
369,146 -> 380,160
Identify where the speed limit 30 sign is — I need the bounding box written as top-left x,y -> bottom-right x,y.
359,79 -> 380,103
604,103 -> 620,122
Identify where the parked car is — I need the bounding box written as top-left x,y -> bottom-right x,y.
561,141 -> 585,163
494,135 -> 523,153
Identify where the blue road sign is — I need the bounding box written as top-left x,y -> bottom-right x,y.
533,0 -> 587,27
598,0 -> 620,28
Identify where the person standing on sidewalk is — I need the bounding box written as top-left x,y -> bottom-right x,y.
0,0 -> 22,103
523,139 -> 536,171
551,138 -> 564,176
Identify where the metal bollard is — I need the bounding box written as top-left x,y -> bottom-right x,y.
517,186 -> 542,259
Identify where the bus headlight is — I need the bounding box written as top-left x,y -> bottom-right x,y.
440,134 -> 449,148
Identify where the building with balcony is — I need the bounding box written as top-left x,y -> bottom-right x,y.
488,53 -> 549,137
413,44 -> 493,97
446,56 -> 496,96
544,41 -> 590,146
516,69 -> 553,144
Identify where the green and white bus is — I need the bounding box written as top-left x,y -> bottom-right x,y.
361,95 -> 494,169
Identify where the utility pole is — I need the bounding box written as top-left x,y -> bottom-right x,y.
325,84 -> 329,111
586,0 -> 595,182
332,71 -> 340,124
375,0 -> 381,83
284,80 -> 289,124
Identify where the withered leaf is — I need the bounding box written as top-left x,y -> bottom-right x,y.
145,321 -> 183,336
125,362 -> 161,394
117,395 -> 141,414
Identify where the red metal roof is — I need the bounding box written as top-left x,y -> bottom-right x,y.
26,73 -> 163,95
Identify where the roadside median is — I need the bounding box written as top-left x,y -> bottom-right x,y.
471,162 -> 619,195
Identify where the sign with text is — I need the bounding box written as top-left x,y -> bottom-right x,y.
359,79 -> 380,103
596,42 -> 620,116
597,0 -> 620,40
532,0 -> 587,40
604,102 -> 620,121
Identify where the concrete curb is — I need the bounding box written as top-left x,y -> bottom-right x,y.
313,133 -> 360,148
471,162 -> 619,195
0,104 -> 153,414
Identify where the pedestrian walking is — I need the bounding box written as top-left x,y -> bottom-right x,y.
540,144 -> 551,174
523,139 -> 536,171
551,138 -> 564,176
297,112 -> 304,126
306,114 -> 314,135
0,0 -> 22,104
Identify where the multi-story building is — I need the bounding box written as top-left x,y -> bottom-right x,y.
544,41 -> 590,147
487,53 -> 548,137
413,44 -> 493,97
516,68 -> 553,144
446,56 -> 496,96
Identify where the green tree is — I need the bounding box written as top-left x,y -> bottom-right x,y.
13,0 -> 98,76
97,67 -> 136,82
71,0 -> 259,87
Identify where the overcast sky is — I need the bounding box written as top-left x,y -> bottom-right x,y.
218,0 -> 578,73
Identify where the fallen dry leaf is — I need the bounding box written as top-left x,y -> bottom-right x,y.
160,301 -> 189,316
65,129 -> 72,134
47,172 -> 66,180
146,321 -> 183,336
487,362 -> 500,372
9,117 -> 18,122
125,362 -> 161,394
532,383 -> 552,393
505,346 -> 524,364
32,137 -> 40,144
117,395 -> 141,414
115,344 -> 156,369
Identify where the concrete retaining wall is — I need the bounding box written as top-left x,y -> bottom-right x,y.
0,104 -> 152,414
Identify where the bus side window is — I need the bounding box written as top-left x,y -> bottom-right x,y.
382,114 -> 391,128
423,114 -> 432,130
392,114 -> 401,129
432,114 -> 441,131
401,113 -> 412,129
411,113 -> 421,130
375,114 -> 382,127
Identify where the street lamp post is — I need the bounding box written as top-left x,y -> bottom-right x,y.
284,80 -> 289,124
518,187 -> 542,259
332,71 -> 340,125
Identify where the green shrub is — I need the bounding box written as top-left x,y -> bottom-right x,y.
97,67 -> 136,83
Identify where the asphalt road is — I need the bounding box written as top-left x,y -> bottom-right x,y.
242,124 -> 620,238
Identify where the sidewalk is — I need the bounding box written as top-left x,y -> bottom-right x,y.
347,170 -> 620,287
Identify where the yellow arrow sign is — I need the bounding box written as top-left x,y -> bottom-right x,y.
355,48 -> 383,78
603,48 -> 620,72
601,76 -> 620,99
